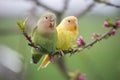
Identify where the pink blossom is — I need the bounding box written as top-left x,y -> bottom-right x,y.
103,21 -> 110,28
79,74 -> 87,80
77,41 -> 82,46
76,36 -> 85,46
91,33 -> 99,39
109,29 -> 116,35
115,19 -> 120,27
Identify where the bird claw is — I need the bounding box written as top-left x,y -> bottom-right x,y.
71,48 -> 77,52
58,50 -> 64,56
36,45 -> 41,50
69,48 -> 77,56
35,44 -> 43,51
49,54 -> 55,61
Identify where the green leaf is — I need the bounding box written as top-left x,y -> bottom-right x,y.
23,17 -> 28,26
106,18 -> 113,25
17,21 -> 25,31
17,17 -> 28,31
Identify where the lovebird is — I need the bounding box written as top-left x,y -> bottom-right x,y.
37,16 -> 79,69
56,16 -> 79,50
31,12 -> 57,69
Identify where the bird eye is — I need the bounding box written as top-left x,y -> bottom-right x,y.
45,17 -> 48,19
68,20 -> 70,22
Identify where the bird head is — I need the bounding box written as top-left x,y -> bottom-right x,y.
60,16 -> 78,32
37,12 -> 56,30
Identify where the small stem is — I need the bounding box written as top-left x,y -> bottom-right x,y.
33,0 -> 61,14
60,27 -> 118,54
22,31 -> 42,51
85,28 -> 114,48
20,20 -> 118,55
23,32 -> 32,43
95,0 -> 120,8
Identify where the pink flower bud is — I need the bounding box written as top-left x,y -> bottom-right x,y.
79,74 -> 87,80
103,21 -> 110,28
91,33 -> 99,39
76,36 -> 85,46
115,19 -> 120,27
109,29 -> 116,36
77,40 -> 82,46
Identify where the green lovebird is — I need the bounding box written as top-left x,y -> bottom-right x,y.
31,12 -> 57,69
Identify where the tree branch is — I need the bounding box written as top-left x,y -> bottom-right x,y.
18,18 -> 119,56
33,0 -> 61,14
62,0 -> 70,14
18,16 -> 120,80
95,0 -> 120,8
76,2 -> 95,18
60,27 -> 118,55
56,0 -> 70,23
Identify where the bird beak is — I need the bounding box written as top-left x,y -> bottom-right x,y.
49,22 -> 55,28
74,21 -> 78,30
75,20 -> 78,25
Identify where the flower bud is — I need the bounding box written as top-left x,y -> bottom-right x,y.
91,33 -> 100,39
103,21 -> 110,28
76,36 -> 85,46
79,74 -> 87,80
115,19 -> 120,27
109,29 -> 116,36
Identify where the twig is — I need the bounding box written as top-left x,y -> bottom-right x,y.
20,24 -> 118,56
62,0 -> 69,14
84,28 -> 114,47
33,0 -> 60,14
56,0 -> 70,23
76,2 -> 95,17
18,17 -> 120,80
26,6 -> 37,30
18,18 -> 119,55
95,0 -> 120,8
56,26 -> 118,55
17,17 -> 120,56
22,31 -> 42,51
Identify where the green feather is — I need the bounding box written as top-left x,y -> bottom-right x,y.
31,13 -> 57,64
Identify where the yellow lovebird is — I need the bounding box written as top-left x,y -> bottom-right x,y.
56,16 -> 79,50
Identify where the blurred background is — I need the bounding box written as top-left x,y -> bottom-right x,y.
0,0 -> 120,80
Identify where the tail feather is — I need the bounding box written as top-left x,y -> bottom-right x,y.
38,54 -> 51,70
32,54 -> 42,64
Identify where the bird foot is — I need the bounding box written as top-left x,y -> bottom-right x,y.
49,54 -> 55,61
69,48 -> 78,56
58,50 -> 64,56
71,48 -> 77,52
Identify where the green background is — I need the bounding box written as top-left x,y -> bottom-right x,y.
0,14 -> 120,80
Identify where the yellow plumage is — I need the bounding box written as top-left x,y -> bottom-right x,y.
56,27 -> 76,50
38,54 -> 50,69
56,16 -> 79,50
